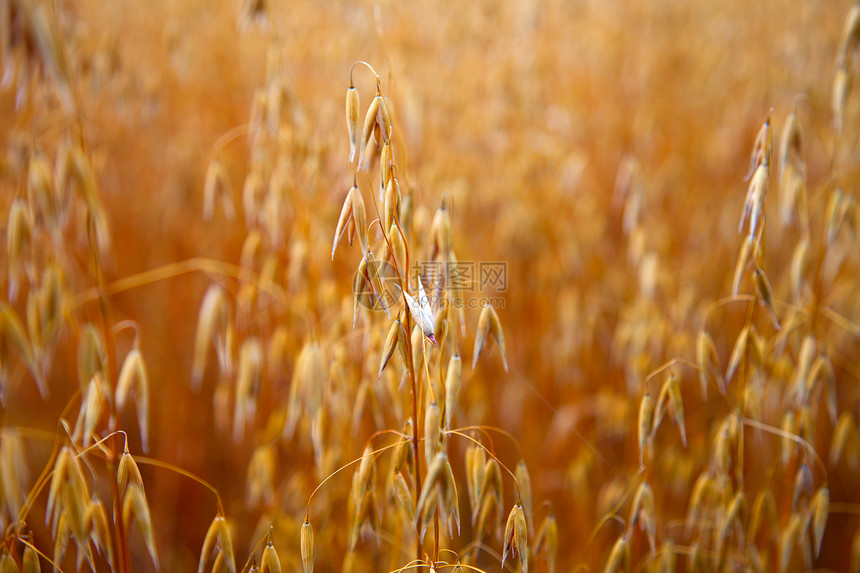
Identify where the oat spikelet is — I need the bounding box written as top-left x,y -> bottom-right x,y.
731,236 -> 754,296
780,514 -> 802,573
749,488 -> 777,542
444,355 -> 462,430
696,329 -> 723,397
0,431 -> 26,524
515,459 -> 533,531
534,511 -> 558,573
192,285 -> 231,388
300,520 -> 314,573
833,67 -> 850,140
779,111 -> 801,177
122,484 -> 159,569
638,392 -> 654,465
780,410 -> 798,466
203,159 -> 235,221
379,319 -> 402,379
739,164 -> 769,239
246,444 -> 276,507
6,199 -> 32,300
0,553 -> 18,573
22,544 -> 39,573
332,186 -> 355,260
810,487 -> 829,558
118,450 -> 144,499
199,516 -> 236,573
349,185 -> 369,257
830,412 -> 859,469
725,325 -> 750,385
604,537 -> 630,573
472,305 -> 508,371
116,348 -> 151,452
442,455 -> 461,535
359,95 -> 381,166
502,503 -> 528,573
851,528 -> 860,573
261,540 -> 281,573
790,239 -> 810,303
416,452 -> 446,524
424,402 -> 442,466
86,497 -> 114,569
718,491 -> 745,550
346,85 -> 360,161
629,482 -> 656,553
686,472 -> 711,535
393,471 -> 415,523
837,3 -> 860,68
1,303 -> 43,395
404,278 -> 437,346
233,338 -> 263,442
753,268 -> 780,330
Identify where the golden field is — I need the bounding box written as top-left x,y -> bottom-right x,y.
1,0 -> 860,571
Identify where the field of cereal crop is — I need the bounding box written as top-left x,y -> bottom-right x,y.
2,1 -> 860,571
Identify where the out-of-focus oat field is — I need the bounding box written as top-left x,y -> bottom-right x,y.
2,0 -> 860,571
